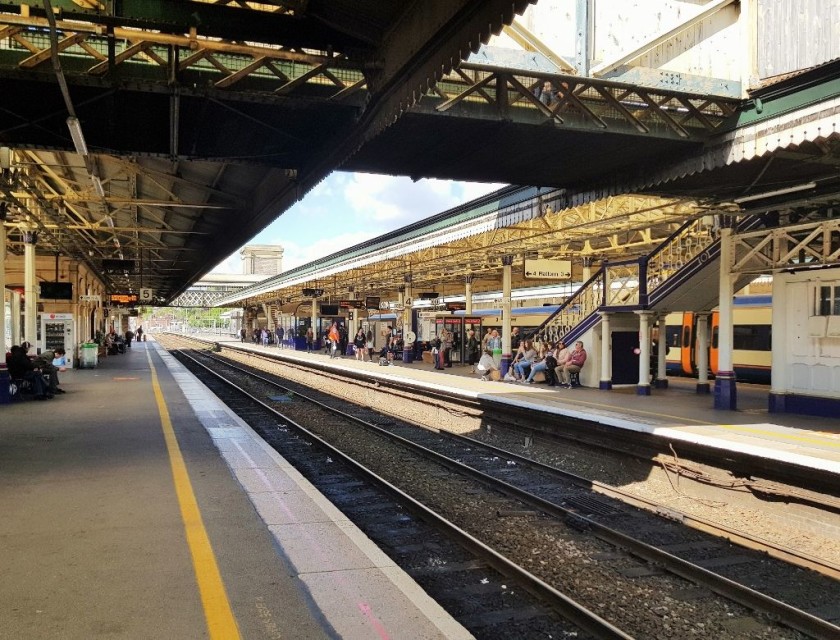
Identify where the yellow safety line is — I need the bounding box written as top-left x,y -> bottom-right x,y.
550,394 -> 840,447
146,350 -> 241,639
716,423 -> 840,448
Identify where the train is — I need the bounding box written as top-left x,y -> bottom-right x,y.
664,295 -> 772,384
367,295 -> 772,382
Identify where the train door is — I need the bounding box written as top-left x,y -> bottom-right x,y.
681,312 -> 695,375
709,311 -> 720,375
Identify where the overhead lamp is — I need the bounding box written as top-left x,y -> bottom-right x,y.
66,116 -> 89,157
733,182 -> 817,204
91,175 -> 105,197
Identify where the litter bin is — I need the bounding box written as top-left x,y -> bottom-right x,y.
80,342 -> 99,369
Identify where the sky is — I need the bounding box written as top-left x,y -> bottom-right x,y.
212,172 -> 505,274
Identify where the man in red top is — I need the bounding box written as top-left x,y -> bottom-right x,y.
560,340 -> 587,387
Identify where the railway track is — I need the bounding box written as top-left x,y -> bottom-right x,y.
163,336 -> 840,639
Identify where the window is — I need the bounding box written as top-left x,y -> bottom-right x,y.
817,285 -> 840,316
682,326 -> 691,348
733,325 -> 771,351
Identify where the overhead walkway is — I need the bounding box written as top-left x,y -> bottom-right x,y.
0,341 -> 467,640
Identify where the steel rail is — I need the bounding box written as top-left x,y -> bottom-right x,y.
170,342 -> 635,640
174,337 -> 840,640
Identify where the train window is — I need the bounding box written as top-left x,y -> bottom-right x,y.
817,285 -> 840,316
682,326 -> 691,348
733,325 -> 771,351
665,326 -> 681,349
711,326 -> 718,349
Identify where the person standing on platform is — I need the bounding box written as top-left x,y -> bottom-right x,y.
328,321 -> 340,358
125,329 -> 134,348
466,329 -> 480,374
441,327 -> 453,368
240,327 -> 246,343
511,326 -> 522,352
275,325 -> 284,349
353,328 -> 367,361
136,326 -> 144,342
488,329 -> 502,366
366,330 -> 375,362
305,326 -> 314,352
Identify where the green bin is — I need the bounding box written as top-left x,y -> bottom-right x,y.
80,343 -> 98,369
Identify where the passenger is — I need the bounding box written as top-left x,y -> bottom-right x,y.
466,329 -> 480,374
7,345 -> 50,399
328,321 -> 340,358
558,340 -> 587,388
353,328 -> 367,361
481,327 -> 492,353
510,327 -> 522,351
338,323 -> 348,356
366,330 -> 375,362
240,327 -> 246,343
275,325 -> 284,349
305,326 -> 314,352
440,327 -> 453,368
476,349 -> 500,381
261,328 -> 270,347
487,329 -> 502,365
52,347 -> 68,371
513,340 -> 537,381
124,330 -> 134,348
136,325 -> 144,342
535,80 -> 555,106
431,334 -> 443,370
525,341 -> 562,385
552,340 -> 572,386
34,350 -> 65,395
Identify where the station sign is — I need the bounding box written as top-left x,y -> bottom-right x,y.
338,299 -> 365,309
523,258 -> 572,280
365,296 -> 380,309
109,292 -> 139,306
139,288 -> 154,303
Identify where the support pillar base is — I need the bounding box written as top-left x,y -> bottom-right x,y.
599,380 -> 612,390
636,385 -> 651,396
402,347 -> 413,364
695,382 -> 711,394
713,372 -> 737,410
653,379 -> 669,389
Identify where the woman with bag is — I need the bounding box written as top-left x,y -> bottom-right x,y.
466,329 -> 480,373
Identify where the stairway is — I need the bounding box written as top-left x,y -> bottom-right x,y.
533,216 -> 766,345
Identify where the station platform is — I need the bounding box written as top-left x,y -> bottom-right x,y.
0,340 -> 470,640
203,334 -> 840,477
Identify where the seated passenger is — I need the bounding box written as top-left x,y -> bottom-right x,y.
476,349 -> 500,381
7,345 -> 50,399
524,341 -> 562,385
558,340 -> 587,387
52,347 -> 68,371
33,350 -> 65,395
512,340 -> 537,380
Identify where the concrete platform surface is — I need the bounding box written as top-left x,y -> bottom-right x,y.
0,341 -> 470,640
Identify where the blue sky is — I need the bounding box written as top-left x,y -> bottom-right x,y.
213,172 -> 504,274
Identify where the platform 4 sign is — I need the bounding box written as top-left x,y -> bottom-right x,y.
523,259 -> 572,280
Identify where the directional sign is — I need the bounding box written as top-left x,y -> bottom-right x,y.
523,259 -> 572,280
139,288 -> 154,302
78,294 -> 101,303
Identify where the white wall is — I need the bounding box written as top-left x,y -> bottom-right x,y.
772,268 -> 840,398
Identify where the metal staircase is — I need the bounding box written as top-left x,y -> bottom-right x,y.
532,215 -> 764,345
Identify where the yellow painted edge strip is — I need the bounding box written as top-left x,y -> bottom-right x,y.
147,350 -> 241,639
716,423 -> 840,449
552,395 -> 840,448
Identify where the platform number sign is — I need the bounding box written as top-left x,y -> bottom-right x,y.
139,288 -> 154,303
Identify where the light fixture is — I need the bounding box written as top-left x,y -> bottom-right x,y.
66,116 -> 89,157
733,182 -> 817,204
91,175 -> 105,197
